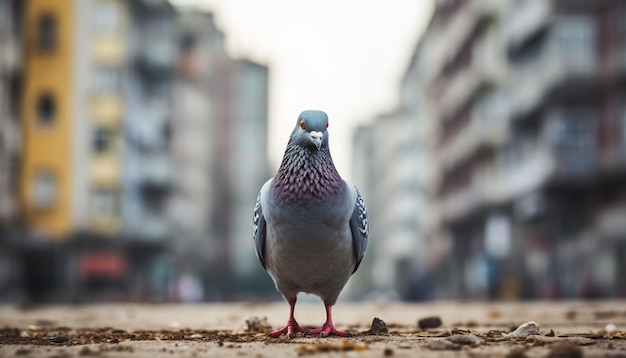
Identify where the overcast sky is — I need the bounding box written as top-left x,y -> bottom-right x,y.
170,0 -> 433,177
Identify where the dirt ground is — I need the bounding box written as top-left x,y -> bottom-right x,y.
1,300 -> 625,357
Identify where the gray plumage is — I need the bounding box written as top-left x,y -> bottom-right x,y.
252,110 -> 368,337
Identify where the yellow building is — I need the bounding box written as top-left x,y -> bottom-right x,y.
21,0 -> 127,239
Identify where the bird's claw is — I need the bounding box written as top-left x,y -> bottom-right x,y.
307,324 -> 351,337
267,321 -> 308,339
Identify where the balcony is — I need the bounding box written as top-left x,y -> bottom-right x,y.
438,28 -> 503,119
441,134 -> 598,222
135,40 -> 176,77
470,0 -> 503,20
502,0 -> 552,54
440,159 -> 509,223
138,154 -> 173,189
471,92 -> 510,152
508,39 -> 596,120
437,0 -> 503,68
439,93 -> 509,172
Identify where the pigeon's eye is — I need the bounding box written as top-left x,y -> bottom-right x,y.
325,122 -> 329,129
300,120 -> 306,130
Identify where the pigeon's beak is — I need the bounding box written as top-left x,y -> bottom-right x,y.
310,131 -> 323,151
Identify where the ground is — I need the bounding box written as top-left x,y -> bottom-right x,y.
1,300 -> 625,357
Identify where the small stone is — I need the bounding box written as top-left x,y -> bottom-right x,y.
545,329 -> 555,337
502,321 -> 540,338
418,316 -> 442,330
366,317 -> 388,334
603,323 -> 616,333
51,335 -> 70,344
383,347 -> 394,356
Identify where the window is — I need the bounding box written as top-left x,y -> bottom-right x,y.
553,15 -> 595,67
95,2 -> 119,33
32,170 -> 56,209
549,109 -> 596,173
36,93 -> 55,126
555,110 -> 594,151
93,67 -> 120,93
90,187 -> 117,216
37,14 -> 56,51
93,127 -> 113,153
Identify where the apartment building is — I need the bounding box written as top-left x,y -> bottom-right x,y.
0,0 -> 22,302
13,0 -> 179,303
0,0 -> 21,233
121,0 -> 177,300
355,0 -> 626,300
351,47 -> 440,300
170,11 -> 271,299
498,0 -> 626,298
426,0 -> 625,298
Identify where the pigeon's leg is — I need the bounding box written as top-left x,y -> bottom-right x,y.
267,297 -> 308,338
307,303 -> 351,337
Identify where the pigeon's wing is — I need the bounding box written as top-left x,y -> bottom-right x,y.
253,187 -> 268,270
348,185 -> 368,274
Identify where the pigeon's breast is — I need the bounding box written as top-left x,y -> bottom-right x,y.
263,183 -> 355,300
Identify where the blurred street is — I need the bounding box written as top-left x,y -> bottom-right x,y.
1,300 -> 625,357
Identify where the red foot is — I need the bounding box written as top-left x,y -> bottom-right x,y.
307,322 -> 351,337
267,319 -> 308,338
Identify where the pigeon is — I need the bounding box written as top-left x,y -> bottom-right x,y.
253,110 -> 368,338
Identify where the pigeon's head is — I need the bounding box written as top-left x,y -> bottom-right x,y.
291,110 -> 330,151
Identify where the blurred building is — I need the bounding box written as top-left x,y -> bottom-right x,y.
227,59 -> 269,279
497,0 -> 626,298
0,0 -> 22,302
352,113 -> 424,300
171,10 -> 271,300
10,0 -> 179,303
361,0 -> 626,300
425,0 -> 510,299
1,0 -> 271,304
352,54 -> 439,300
170,10 -> 226,300
123,0 -> 177,300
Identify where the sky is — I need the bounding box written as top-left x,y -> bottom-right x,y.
169,0 -> 434,177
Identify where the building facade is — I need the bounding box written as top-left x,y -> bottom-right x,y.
13,0 -> 178,303
5,0 -> 271,303
354,0 -> 626,300
0,0 -> 23,302
409,0 -> 625,299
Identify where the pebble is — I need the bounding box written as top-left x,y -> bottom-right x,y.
418,316 -> 442,330
51,335 -> 70,344
502,321 -> 540,338
366,317 -> 388,334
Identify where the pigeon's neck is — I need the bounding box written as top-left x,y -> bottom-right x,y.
272,142 -> 343,206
